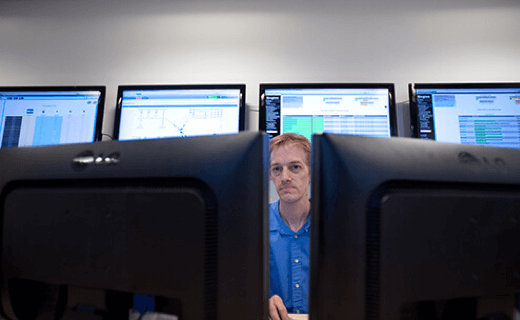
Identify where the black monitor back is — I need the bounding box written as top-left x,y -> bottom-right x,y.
310,133 -> 520,320
0,132 -> 269,320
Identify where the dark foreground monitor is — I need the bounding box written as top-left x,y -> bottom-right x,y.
0,132 -> 268,320
310,133 -> 520,320
114,84 -> 246,141
259,83 -> 397,141
0,86 -> 105,148
409,83 -> 520,148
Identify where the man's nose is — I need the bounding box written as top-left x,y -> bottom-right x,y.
281,167 -> 291,181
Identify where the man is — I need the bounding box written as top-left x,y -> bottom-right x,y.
268,133 -> 311,320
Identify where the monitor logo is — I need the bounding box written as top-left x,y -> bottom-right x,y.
72,150 -> 120,171
458,152 -> 506,170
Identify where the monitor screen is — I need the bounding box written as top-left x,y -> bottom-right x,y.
259,83 -> 397,141
114,85 -> 246,141
310,133 -> 520,320
0,86 -> 105,148
0,131 -> 268,319
409,83 -> 520,148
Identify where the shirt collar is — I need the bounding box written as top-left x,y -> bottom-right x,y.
269,200 -> 311,235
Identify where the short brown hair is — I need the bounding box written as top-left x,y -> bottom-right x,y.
269,133 -> 311,168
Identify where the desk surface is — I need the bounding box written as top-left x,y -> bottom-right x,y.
288,314 -> 308,320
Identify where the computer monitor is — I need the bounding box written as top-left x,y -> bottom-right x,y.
113,84 -> 246,141
409,83 -> 520,148
0,131 -> 268,319
0,86 -> 105,148
259,83 -> 397,141
310,133 -> 520,320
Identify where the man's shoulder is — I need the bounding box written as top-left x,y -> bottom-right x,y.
269,201 -> 280,231
268,201 -> 279,213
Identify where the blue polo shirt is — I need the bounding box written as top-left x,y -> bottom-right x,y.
269,200 -> 310,314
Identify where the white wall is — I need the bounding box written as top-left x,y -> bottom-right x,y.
1,0 -> 519,138
3,0 -> 518,203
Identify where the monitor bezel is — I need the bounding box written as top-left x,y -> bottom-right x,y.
0,86 -> 106,143
259,83 -> 398,137
409,82 -> 520,139
310,133 -> 520,320
0,131 -> 269,319
113,84 -> 246,140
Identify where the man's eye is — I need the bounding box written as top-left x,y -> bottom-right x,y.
290,165 -> 301,171
272,167 -> 282,173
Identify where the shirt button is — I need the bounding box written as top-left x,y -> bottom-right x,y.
295,284 -> 300,288
295,259 -> 299,263
294,235 -> 298,239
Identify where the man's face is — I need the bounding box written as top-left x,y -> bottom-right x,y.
269,143 -> 311,204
